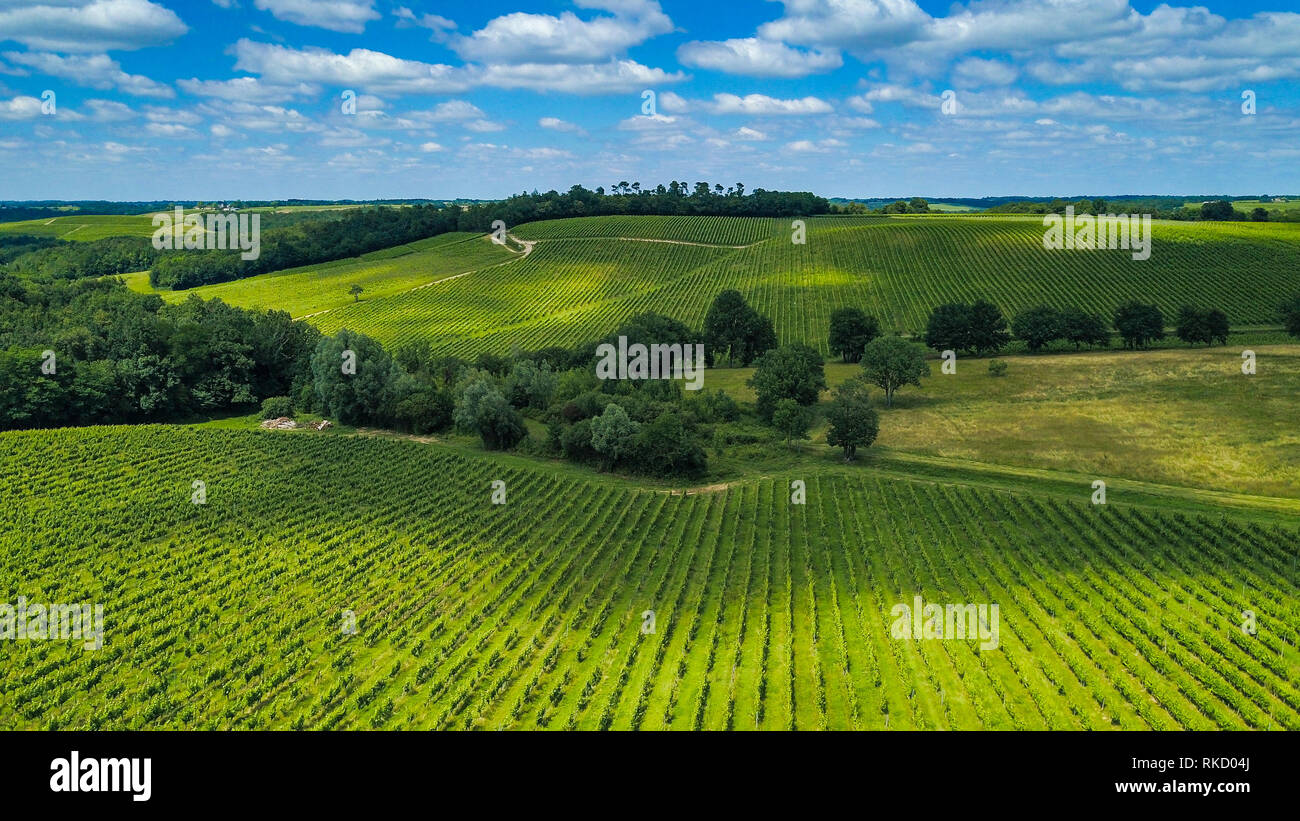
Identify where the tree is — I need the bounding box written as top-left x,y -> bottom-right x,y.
472,390 -> 526,450
824,378 -> 879,461
1175,305 -> 1229,346
827,307 -> 881,363
635,411 -> 707,477
260,395 -> 293,419
703,290 -> 775,366
1201,200 -> 1235,220
908,197 -> 930,214
1010,305 -> 1064,353
349,283 -> 364,302
967,299 -> 1011,355
747,344 -> 826,421
861,335 -> 929,407
772,398 -> 811,446
924,302 -> 971,353
1060,307 -> 1110,349
503,358 -> 555,409
310,329 -> 403,425
590,402 -> 640,469
1251,207 -> 1269,222
1280,293 -> 1300,339
392,383 -> 453,434
1113,301 -> 1165,349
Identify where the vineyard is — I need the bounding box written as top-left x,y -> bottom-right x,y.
279,215 -> 1299,355
3,426 -> 1297,730
0,213 -> 162,241
127,232 -> 516,319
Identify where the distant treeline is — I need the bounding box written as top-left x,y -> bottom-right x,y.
6,183 -> 828,289
985,197 -> 1294,221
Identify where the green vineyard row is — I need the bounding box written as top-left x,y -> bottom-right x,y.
2,426 -> 1297,730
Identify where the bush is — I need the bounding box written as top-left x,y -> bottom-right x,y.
260,396 -> 294,420
988,359 -> 1008,377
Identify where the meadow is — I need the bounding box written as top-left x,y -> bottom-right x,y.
130,214 -> 1300,356
2,425 -> 1297,730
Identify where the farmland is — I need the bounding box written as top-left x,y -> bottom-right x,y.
134,214 -> 1300,356
2,425 -> 1297,730
122,232 -> 516,319
0,213 -> 163,241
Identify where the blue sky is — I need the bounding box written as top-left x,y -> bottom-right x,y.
2,0 -> 1298,200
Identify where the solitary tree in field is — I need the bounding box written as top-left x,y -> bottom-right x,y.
350,284 -> 364,302
825,378 -> 879,461
1113,301 -> 1165,349
828,307 -> 881,363
861,335 -> 929,407
772,399 -> 811,447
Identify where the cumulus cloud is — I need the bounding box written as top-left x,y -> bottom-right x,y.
676,38 -> 841,78
253,0 -> 379,34
450,0 -> 672,64
233,40 -> 471,95
178,76 -> 319,103
0,0 -> 188,52
4,51 -> 173,98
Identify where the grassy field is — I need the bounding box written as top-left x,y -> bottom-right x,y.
705,345 -> 1300,503
140,214 -> 1299,356
1,424 -> 1296,730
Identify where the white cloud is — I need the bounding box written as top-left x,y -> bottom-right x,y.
233,40 -> 470,95
676,37 -> 841,78
0,0 -> 188,52
952,57 -> 1018,87
84,98 -> 134,121
178,76 -> 319,103
0,95 -> 44,120
3,51 -> 172,98
709,93 -> 833,115
419,141 -> 443,152
425,99 -> 484,121
785,137 -> 845,153
734,126 -> 768,140
477,59 -> 685,94
539,116 -> 583,133
253,0 -> 379,34
758,0 -> 931,52
451,1 -> 672,64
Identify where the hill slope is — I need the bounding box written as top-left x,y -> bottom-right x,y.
2,425 -> 1297,730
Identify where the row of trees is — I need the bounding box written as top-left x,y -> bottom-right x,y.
922,299 -> 1236,354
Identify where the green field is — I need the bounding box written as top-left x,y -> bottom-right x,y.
0,213 -> 163,241
144,215 -> 1299,356
121,232 -> 517,319
2,424 -> 1297,730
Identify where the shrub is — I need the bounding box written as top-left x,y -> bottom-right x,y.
988,359 -> 1008,377
260,396 -> 293,420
